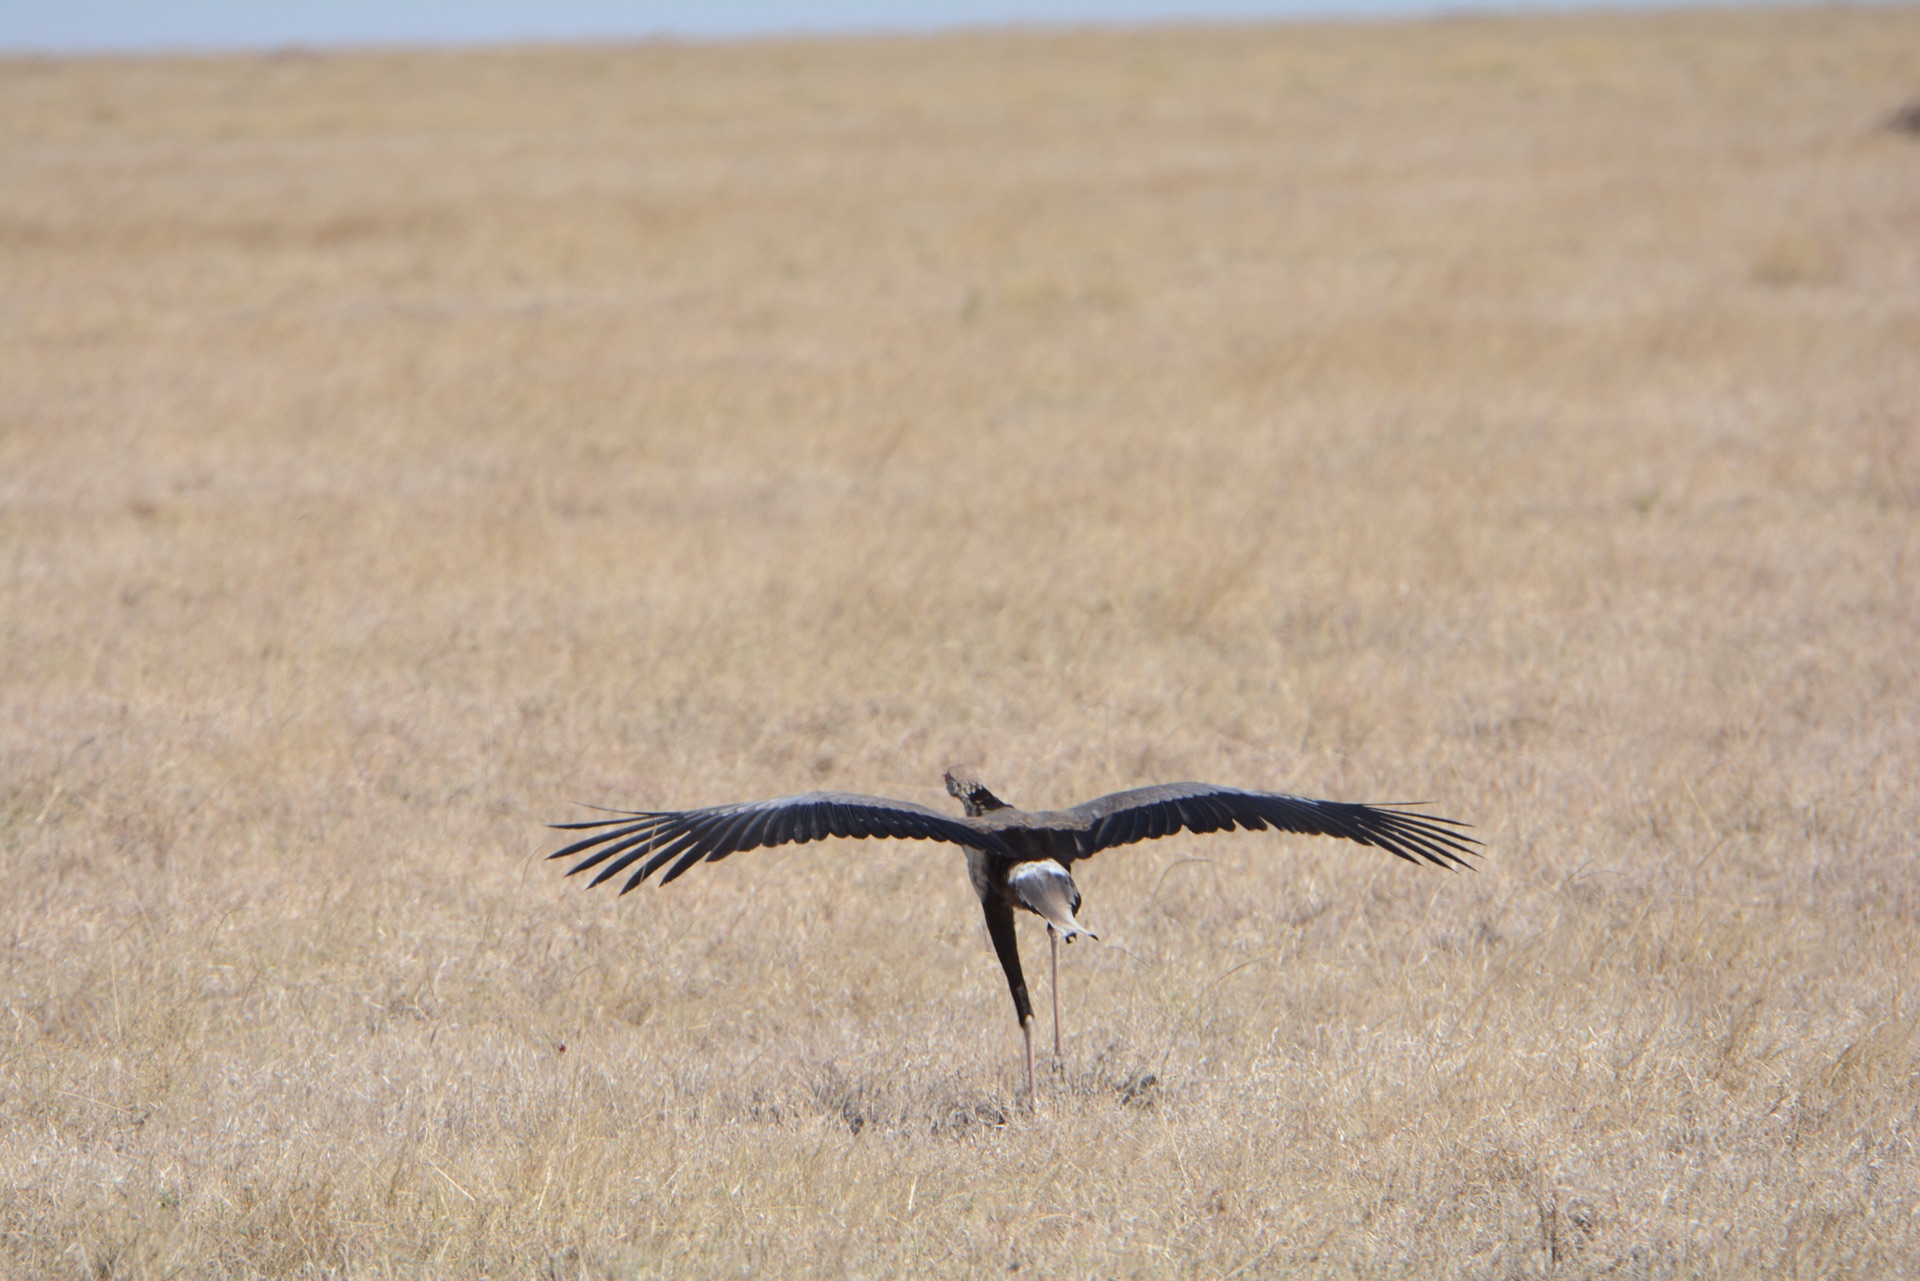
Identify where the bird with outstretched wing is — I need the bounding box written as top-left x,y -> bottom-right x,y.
548,767 -> 1477,1101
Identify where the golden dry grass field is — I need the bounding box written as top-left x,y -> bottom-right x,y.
4,5 -> 1920,1276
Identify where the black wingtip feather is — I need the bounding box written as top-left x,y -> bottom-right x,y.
548,820 -> 663,865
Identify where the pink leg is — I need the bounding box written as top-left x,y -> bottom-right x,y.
1021,1014 -> 1037,1104
1050,926 -> 1063,1064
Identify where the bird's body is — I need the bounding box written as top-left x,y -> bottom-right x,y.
547,767 -> 1476,1101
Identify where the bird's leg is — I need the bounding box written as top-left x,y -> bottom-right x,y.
982,898 -> 1040,1108
1022,1015 -> 1037,1101
1049,924 -> 1063,1070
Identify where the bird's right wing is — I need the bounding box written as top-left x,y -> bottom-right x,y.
546,791 -> 1014,894
1062,782 -> 1478,870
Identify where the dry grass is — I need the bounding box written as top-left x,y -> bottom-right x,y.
4,5 -> 1920,1276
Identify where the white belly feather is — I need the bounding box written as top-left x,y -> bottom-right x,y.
1007,859 -> 1098,941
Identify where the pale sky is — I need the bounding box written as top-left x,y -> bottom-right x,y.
0,0 -> 1777,53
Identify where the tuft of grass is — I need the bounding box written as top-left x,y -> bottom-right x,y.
4,5 -> 1920,1276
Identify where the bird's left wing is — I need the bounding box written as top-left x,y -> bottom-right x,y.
547,791 -> 1015,894
1060,782 -> 1478,869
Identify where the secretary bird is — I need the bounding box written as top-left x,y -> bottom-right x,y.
547,767 -> 1477,1101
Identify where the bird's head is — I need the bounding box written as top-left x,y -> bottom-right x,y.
944,766 -> 1010,817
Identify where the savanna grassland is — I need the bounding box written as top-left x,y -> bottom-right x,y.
4,6 -> 1919,1276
